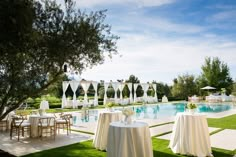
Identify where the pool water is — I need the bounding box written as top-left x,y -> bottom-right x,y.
72,103 -> 233,123
132,103 -> 233,119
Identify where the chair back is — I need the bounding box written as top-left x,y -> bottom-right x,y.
61,114 -> 72,124
39,117 -> 55,127
11,115 -> 24,128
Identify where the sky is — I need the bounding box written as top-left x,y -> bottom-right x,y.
67,0 -> 236,85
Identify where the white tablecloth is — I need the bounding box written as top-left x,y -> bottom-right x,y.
107,122 -> 153,157
40,100 -> 49,109
29,115 -> 54,137
93,111 -> 122,150
169,112 -> 212,157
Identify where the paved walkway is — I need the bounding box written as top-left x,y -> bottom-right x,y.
0,131 -> 93,156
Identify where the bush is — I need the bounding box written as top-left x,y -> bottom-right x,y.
49,102 -> 61,108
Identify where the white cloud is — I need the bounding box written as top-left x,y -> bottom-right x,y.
82,32 -> 236,84
75,0 -> 176,8
211,10 -> 236,21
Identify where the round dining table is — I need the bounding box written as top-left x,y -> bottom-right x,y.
29,114 -> 54,137
107,121 -> 153,157
93,110 -> 122,150
169,112 -> 212,157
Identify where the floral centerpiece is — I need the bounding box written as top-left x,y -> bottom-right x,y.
122,108 -> 135,124
105,102 -> 115,111
186,103 -> 197,114
186,103 -> 197,109
38,109 -> 45,116
122,108 -> 135,116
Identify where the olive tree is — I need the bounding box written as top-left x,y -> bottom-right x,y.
0,0 -> 119,120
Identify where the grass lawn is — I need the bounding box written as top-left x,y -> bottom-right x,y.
207,114 -> 236,129
21,113 -> 236,157
22,138 -> 235,157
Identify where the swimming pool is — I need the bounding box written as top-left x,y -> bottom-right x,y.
72,102 -> 233,123
132,103 -> 233,119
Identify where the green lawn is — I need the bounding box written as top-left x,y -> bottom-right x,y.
21,113 -> 236,157
22,138 -> 235,157
207,114 -> 236,129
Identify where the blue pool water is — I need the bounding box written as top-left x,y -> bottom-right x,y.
131,103 -> 233,119
72,103 -> 233,123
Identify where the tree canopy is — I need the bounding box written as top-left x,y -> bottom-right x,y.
0,0 -> 119,119
171,74 -> 197,100
198,57 -> 233,94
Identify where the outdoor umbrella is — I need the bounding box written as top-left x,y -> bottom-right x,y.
201,86 -> 216,95
201,86 -> 216,90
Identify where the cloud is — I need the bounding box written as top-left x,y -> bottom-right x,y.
74,0 -> 176,8
210,10 -> 236,22
82,32 -> 236,84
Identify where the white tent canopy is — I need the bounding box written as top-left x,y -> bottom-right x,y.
133,83 -> 139,103
81,81 -> 91,104
103,83 -> 110,105
92,81 -> 98,106
127,83 -> 133,103
141,83 -> 149,102
111,82 -> 120,103
118,83 -> 125,99
152,84 -> 158,102
62,81 -> 69,108
70,80 -> 80,108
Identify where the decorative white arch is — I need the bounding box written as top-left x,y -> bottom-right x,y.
111,82 -> 120,104
103,83 -> 110,105
118,83 -> 125,99
62,81 -> 69,108
92,81 -> 98,106
152,84 -> 158,102
133,83 -> 139,103
141,83 -> 149,102
70,80 -> 80,108
127,83 -> 133,103
81,81 -> 91,104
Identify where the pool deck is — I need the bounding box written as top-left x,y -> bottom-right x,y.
0,108 -> 235,156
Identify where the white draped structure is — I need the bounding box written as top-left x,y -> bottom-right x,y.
62,80 -> 99,108
81,81 -> 91,104
111,82 -> 120,104
127,83 -> 133,103
70,80 -> 80,108
152,84 -> 158,102
62,81 -> 69,108
103,83 -> 110,105
118,83 -> 125,99
141,83 -> 149,102
92,81 -> 98,106
133,83 -> 139,103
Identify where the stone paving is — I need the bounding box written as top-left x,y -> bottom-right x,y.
0,131 -> 93,156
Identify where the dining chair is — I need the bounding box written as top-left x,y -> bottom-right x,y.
38,117 -> 56,140
10,115 -> 31,141
55,114 -> 72,135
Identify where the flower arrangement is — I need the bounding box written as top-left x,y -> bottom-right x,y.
38,109 -> 45,116
186,103 -> 197,109
105,102 -> 115,108
122,108 -> 135,116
